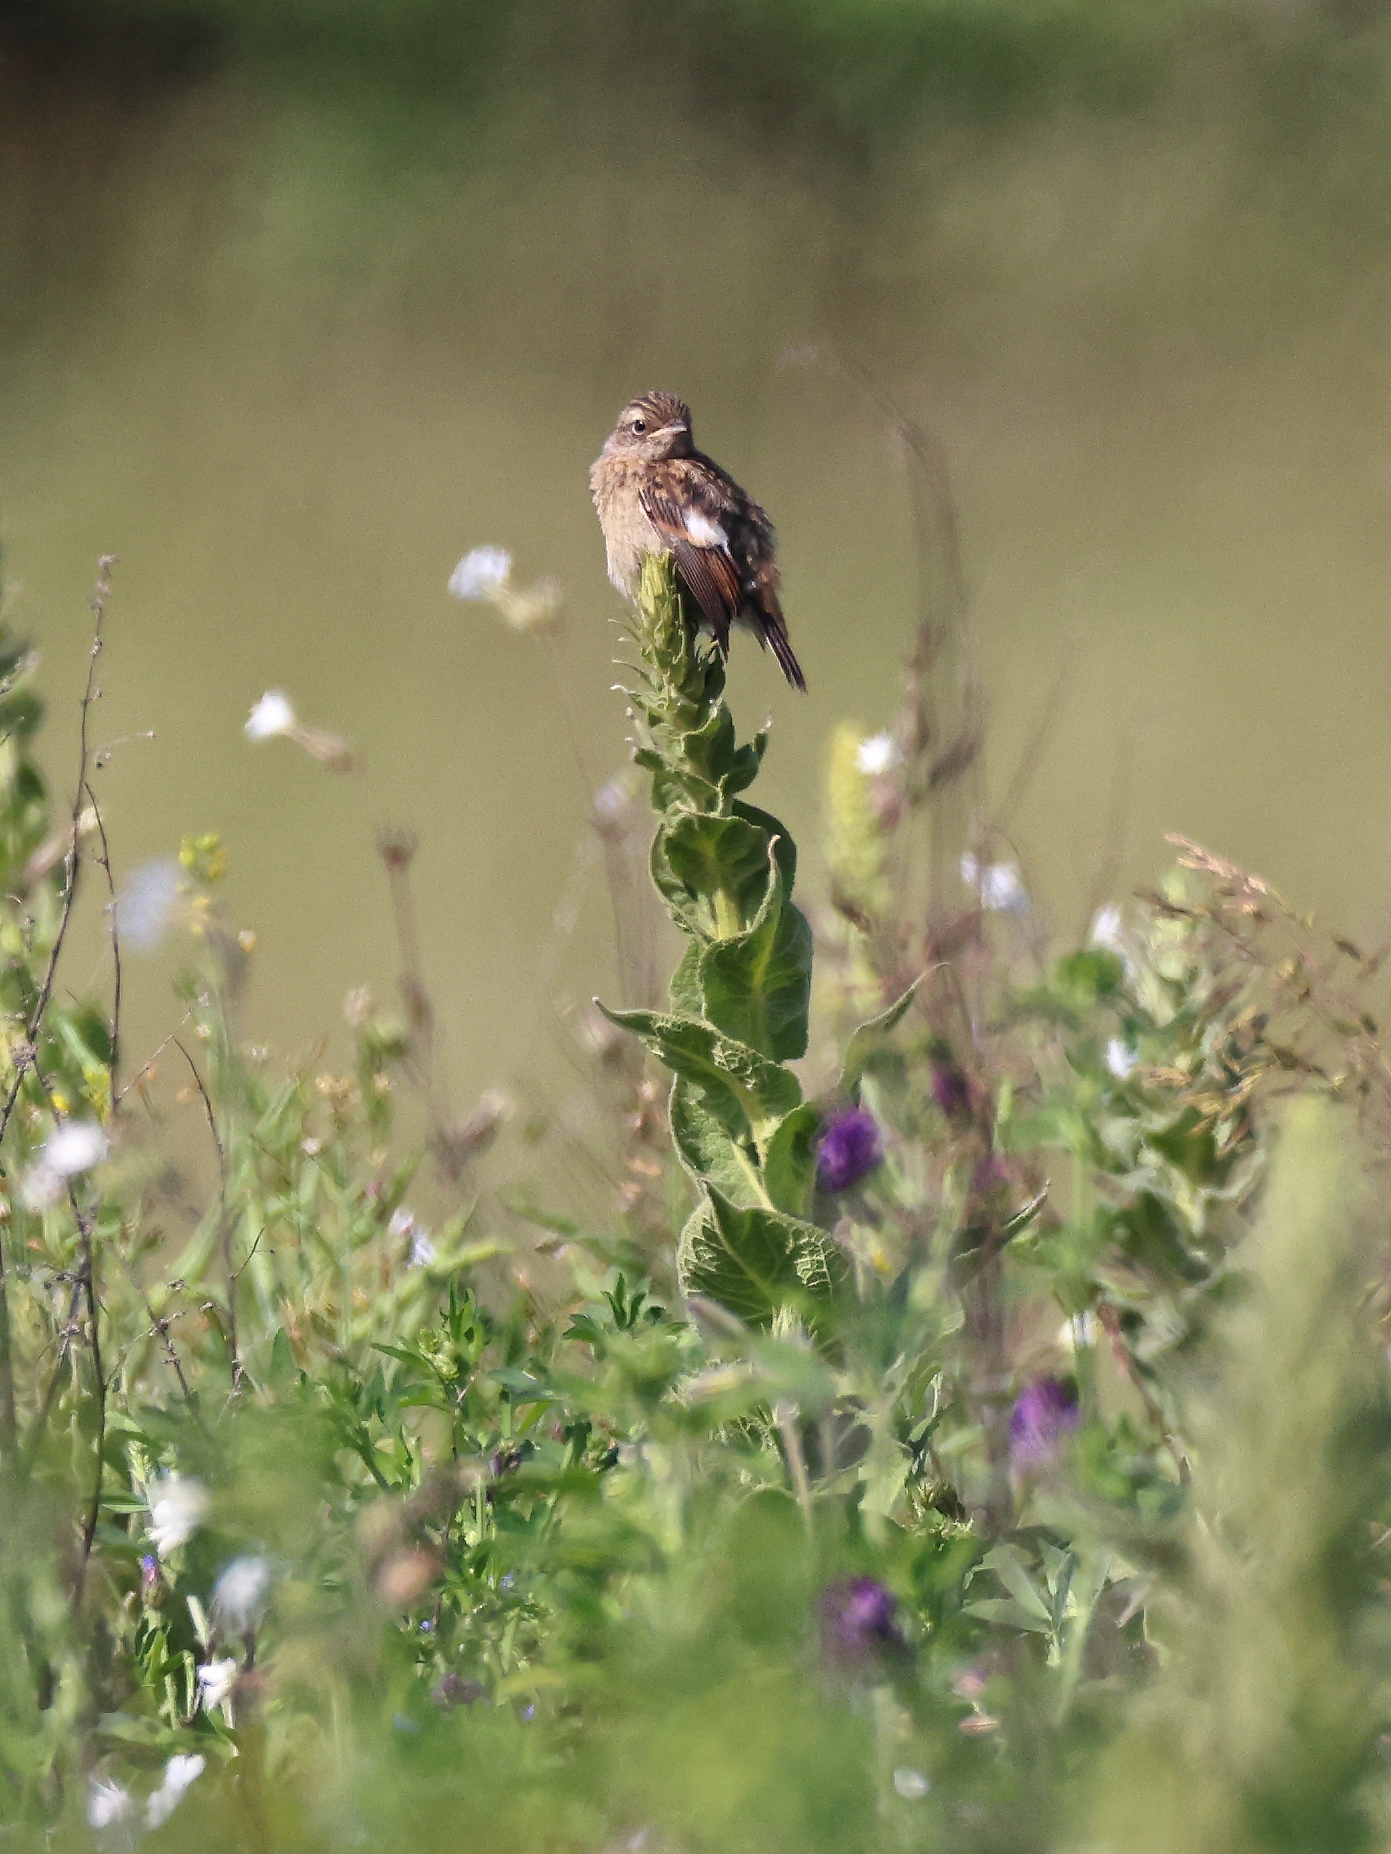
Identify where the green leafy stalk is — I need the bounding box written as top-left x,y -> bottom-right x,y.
600,555 -> 841,1324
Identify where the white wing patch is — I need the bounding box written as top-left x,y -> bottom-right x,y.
683,509 -> 728,549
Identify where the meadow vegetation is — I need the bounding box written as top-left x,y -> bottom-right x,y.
0,534 -> 1389,1854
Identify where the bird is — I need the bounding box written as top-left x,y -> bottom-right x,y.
590,390 -> 806,691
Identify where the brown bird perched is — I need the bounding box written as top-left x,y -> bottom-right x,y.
590,390 -> 806,690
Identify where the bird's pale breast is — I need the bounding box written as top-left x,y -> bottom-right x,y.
590,458 -> 662,596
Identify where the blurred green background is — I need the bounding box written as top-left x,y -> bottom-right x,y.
6,0 -> 1391,1126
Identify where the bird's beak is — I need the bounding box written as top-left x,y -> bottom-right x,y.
658,422 -> 689,440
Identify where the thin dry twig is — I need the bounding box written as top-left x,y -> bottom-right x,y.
114,1012 -> 196,1109
175,1038 -> 225,1177
378,826 -> 487,1182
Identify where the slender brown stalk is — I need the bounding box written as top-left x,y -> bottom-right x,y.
111,1244 -> 196,1408
19,1272 -> 85,1478
378,826 -> 469,1177
174,1037 -> 238,1389
0,1267 -> 16,1468
70,1176 -> 106,1609
83,778 -> 122,1094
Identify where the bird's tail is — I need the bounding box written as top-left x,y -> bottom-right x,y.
743,578 -> 806,690
759,607 -> 807,692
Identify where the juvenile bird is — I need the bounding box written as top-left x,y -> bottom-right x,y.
590,391 -> 806,691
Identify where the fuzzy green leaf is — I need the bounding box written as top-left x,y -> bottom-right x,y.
839,975 -> 924,1094
652,813 -> 774,938
677,1186 -> 846,1326
668,1076 -> 765,1208
762,1103 -> 821,1218
733,800 -> 797,892
669,939 -> 703,1017
595,1004 -> 801,1133
717,729 -> 769,800
698,886 -> 812,1061
678,705 -> 743,791
963,1597 -> 1055,1635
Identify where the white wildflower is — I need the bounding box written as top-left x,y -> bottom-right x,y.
147,1474 -> 210,1557
892,1767 -> 931,1801
856,732 -> 903,777
448,546 -> 512,602
1058,1311 -> 1101,1351
961,854 -> 1029,916
244,690 -> 355,771
21,1120 -> 109,1212
1105,1037 -> 1136,1079
45,1120 -> 108,1177
87,1777 -> 135,1829
145,1753 -> 206,1829
244,690 -> 296,740
1090,905 -> 1123,949
592,775 -> 633,826
117,857 -> 184,955
390,1207 -> 436,1266
19,1168 -> 62,1212
196,1656 -> 238,1717
212,1554 -> 272,1632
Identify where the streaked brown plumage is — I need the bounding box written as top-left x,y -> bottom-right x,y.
589,390 -> 806,691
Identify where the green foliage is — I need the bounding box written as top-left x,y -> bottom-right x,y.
0,559 -> 1386,1854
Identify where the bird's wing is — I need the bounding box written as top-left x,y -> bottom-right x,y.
638,482 -> 742,653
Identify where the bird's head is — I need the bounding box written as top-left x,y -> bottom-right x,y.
601,391 -> 694,462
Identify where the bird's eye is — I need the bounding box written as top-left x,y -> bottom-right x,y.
631,418 -> 646,433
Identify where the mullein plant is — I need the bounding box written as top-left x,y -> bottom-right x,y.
599,552 -> 901,1328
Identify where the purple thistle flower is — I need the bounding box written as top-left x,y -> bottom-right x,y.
140,1553 -> 160,1599
816,1108 -> 883,1193
1008,1377 -> 1080,1468
819,1575 -> 903,1667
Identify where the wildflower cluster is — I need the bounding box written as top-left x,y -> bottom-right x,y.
0,542 -> 1385,1854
